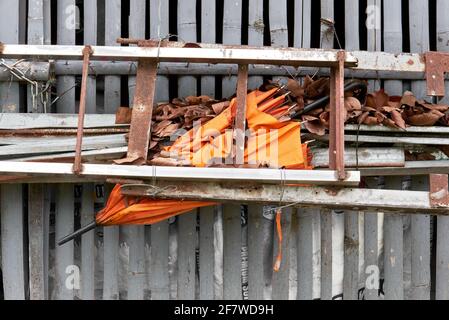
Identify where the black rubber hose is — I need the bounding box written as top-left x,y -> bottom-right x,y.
290,80 -> 367,119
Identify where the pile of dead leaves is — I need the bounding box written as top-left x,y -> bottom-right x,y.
115,95 -> 230,154
285,76 -> 449,135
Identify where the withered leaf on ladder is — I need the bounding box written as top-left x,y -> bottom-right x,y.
304,77 -> 329,98
211,101 -> 230,114
287,78 -> 304,97
400,91 -> 416,106
407,109 -> 445,126
366,89 -> 389,110
319,111 -> 330,127
113,154 -> 141,165
344,97 -> 361,121
421,103 -> 449,113
302,115 -> 326,136
391,109 -> 406,129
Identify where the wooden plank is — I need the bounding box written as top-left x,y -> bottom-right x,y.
269,0 -> 288,85
213,205 -> 224,300
54,3 -> 76,298
294,0 -> 315,301
367,0 -> 382,91
27,0 -> 45,113
80,183 -> 95,300
175,2 -> 196,300
289,214 -> 298,299
0,134 -> 127,156
383,176 -> 405,300
332,210 -> 345,299
344,0 -> 359,51
128,0 -> 146,106
27,0 -> 47,301
121,4 -> 145,301
148,220 -> 169,299
177,210 -> 197,299
409,0 -> 431,300
409,0 -> 430,99
149,0 -> 169,102
200,0 -> 216,96
241,205 -> 249,300
102,1 -> 121,297
381,0 -> 404,301
54,183 -> 75,300
247,0 -> 263,89
410,175 -> 431,299
104,0 -> 121,114
294,0 -> 308,48
28,183 -> 48,300
320,0 -> 340,302
247,204 -> 264,300
102,183 -> 119,300
223,204 -> 242,299
309,133 -> 449,145
127,225 -> 146,299
436,0 -> 449,300
0,0 -> 25,300
2,44 -> 362,66
0,0 -> 20,113
261,206 -> 275,299
342,4 -> 360,300
168,216 -> 178,299
320,209 -> 332,300
43,0 -> 51,44
0,113 -> 118,129
363,177 -> 381,300
296,208 -> 315,299
0,162 -> 361,185
1,184 -> 25,299
383,0 -> 403,95
436,183 -> 449,299
222,0 -> 242,97
343,210 -> 359,300
320,0 -> 334,49
56,0 -> 76,114
80,1 -> 97,300
272,208 -> 292,300
84,0 -> 97,114
199,206 -> 214,300
177,0 -> 197,97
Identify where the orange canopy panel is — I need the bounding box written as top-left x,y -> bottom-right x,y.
96,184 -> 215,225
96,89 -> 312,226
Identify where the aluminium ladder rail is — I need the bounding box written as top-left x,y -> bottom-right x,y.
1,41 -> 449,214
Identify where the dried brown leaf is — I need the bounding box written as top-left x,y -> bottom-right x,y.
407,109 -> 445,126
287,78 -> 304,97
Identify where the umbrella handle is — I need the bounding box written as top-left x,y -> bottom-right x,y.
57,221 -> 97,246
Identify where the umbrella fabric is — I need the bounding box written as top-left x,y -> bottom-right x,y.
97,89 -> 311,226
96,184 -> 215,225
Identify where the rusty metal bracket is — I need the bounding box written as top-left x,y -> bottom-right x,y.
329,50 -> 346,180
73,45 -> 93,175
424,51 -> 449,97
429,174 -> 449,208
114,40 -> 159,165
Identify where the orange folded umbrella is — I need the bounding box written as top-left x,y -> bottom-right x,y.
58,89 -> 312,246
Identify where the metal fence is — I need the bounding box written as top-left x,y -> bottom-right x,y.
0,0 -> 447,300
